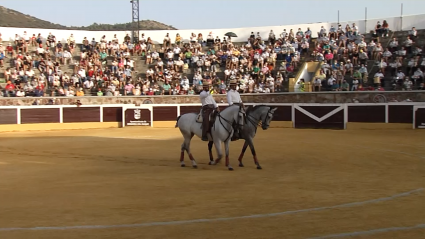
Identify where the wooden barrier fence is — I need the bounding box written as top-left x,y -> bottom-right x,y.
0,103 -> 424,132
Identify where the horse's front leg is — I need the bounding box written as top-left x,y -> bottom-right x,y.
224,140 -> 234,171
247,139 -> 262,170
238,141 -> 249,167
208,141 -> 214,165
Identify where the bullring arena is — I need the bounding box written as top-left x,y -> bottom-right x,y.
1,8 -> 425,238
0,102 -> 425,239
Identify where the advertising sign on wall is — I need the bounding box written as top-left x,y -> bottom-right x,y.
125,108 -> 151,126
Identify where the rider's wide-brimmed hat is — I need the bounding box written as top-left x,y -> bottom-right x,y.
229,79 -> 237,85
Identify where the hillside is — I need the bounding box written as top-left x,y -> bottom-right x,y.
0,6 -> 177,31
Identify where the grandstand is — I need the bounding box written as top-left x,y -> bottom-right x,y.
0,14 -> 424,98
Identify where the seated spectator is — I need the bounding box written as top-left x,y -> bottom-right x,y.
56,41 -> 63,53
371,31 -> 379,43
403,78 -> 413,90
411,68 -> 424,85
0,51 -> 4,67
374,70 -> 385,86
16,87 -> 25,97
404,36 -> 413,54
76,88 -> 85,96
409,27 -> 417,40
6,43 -> 14,58
331,80 -> 340,91
163,33 -> 171,48
124,81 -> 134,96
63,50 -> 73,65
382,20 -> 390,37
47,32 -> 56,47
5,81 -> 16,97
340,80 -> 349,91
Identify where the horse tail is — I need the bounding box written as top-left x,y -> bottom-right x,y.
175,116 -> 182,128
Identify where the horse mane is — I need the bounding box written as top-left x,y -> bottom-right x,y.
246,105 -> 268,115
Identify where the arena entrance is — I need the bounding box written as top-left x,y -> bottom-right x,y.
414,106 -> 425,129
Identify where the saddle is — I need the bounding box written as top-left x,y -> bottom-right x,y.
197,110 -> 218,132
196,110 -> 217,123
196,112 -> 204,123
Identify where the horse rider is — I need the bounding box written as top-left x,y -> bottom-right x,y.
227,79 -> 243,141
200,81 -> 218,141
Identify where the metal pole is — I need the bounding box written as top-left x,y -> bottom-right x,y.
400,3 -> 403,31
131,0 -> 134,43
338,10 -> 340,25
365,7 -> 367,34
131,0 -> 140,43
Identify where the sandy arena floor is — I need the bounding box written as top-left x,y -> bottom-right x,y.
0,127 -> 424,239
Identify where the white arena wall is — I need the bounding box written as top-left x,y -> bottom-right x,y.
0,14 -> 424,44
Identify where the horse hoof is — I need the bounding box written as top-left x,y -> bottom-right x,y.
239,164 -> 244,167
181,164 -> 186,167
228,167 -> 234,171
208,161 -> 213,165
257,166 -> 262,170
193,165 -> 198,169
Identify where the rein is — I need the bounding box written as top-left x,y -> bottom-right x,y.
246,107 -> 274,131
217,114 -> 233,142
214,105 -> 245,142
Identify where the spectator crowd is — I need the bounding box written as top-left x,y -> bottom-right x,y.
309,22 -> 425,92
0,20 -> 424,98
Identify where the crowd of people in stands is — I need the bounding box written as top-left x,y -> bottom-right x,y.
310,22 -> 425,92
0,20 -> 424,97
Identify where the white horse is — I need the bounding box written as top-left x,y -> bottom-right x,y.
207,105 -> 277,169
176,104 -> 245,171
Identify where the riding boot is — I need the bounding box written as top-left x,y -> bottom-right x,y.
202,117 -> 209,141
202,132 -> 208,141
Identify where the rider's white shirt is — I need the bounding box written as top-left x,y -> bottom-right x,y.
227,89 -> 242,105
200,91 -> 217,108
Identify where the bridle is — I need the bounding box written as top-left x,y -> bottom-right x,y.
262,108 -> 275,129
246,107 -> 275,130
